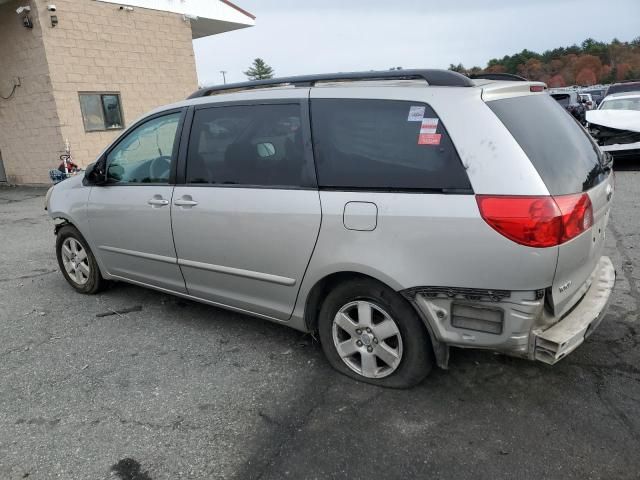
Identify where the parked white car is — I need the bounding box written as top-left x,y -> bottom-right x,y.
587,92 -> 640,160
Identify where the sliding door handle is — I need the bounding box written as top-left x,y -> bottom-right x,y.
174,198 -> 198,207
148,197 -> 169,207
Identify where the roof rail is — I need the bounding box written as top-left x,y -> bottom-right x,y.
470,73 -> 528,82
188,69 -> 474,99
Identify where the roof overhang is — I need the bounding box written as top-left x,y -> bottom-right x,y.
96,0 -> 255,39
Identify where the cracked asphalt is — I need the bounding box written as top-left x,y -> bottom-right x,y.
1,166 -> 639,480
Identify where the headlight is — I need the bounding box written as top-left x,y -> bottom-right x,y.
44,186 -> 54,211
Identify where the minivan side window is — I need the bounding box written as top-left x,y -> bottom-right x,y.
186,104 -> 315,187
310,99 -> 471,191
106,112 -> 181,184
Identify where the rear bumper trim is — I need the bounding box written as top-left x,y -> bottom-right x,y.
533,256 -> 615,364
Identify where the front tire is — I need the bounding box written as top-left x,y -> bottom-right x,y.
318,278 -> 433,388
55,225 -> 105,294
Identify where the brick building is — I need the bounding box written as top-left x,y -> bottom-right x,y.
0,0 -> 254,184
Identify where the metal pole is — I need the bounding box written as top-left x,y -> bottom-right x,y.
220,71 -> 227,84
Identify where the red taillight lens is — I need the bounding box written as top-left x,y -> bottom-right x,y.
476,193 -> 593,248
530,85 -> 545,92
476,196 -> 562,247
554,193 -> 593,242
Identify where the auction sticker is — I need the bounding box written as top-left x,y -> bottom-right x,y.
418,133 -> 442,145
420,118 -> 439,134
407,106 -> 425,121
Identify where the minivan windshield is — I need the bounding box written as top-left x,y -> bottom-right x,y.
488,94 -> 606,195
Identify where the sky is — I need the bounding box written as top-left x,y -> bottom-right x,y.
193,0 -> 640,87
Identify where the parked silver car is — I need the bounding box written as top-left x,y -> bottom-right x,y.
46,70 -> 615,388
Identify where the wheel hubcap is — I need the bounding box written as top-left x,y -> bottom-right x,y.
60,237 -> 90,286
332,300 -> 403,379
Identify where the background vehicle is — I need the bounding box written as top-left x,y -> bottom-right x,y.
604,80 -> 640,97
579,93 -> 596,110
550,90 -> 587,123
47,70 -> 615,388
587,92 -> 640,160
583,88 -> 606,106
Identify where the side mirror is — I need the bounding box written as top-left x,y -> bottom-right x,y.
84,158 -> 107,185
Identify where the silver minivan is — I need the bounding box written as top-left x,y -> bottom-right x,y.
47,70 -> 615,388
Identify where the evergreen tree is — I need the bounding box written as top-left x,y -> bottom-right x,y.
244,58 -> 275,80
448,63 -> 466,74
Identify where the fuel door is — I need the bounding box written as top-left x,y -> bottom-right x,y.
343,201 -> 378,231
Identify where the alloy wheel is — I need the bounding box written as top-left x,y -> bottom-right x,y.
331,300 -> 404,379
60,237 -> 90,286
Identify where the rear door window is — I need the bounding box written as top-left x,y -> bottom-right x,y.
310,99 -> 471,191
488,94 -> 605,195
186,103 -> 315,188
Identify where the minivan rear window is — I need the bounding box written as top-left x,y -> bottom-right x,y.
487,94 -> 605,195
310,99 -> 472,192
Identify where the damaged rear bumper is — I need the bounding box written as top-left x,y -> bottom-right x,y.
404,256 -> 615,368
533,256 -> 615,364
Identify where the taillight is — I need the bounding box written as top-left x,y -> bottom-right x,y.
554,193 -> 593,242
476,193 -> 593,248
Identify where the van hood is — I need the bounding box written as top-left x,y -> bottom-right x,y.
586,110 -> 640,132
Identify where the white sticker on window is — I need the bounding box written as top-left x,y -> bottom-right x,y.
407,106 -> 425,122
420,118 -> 439,134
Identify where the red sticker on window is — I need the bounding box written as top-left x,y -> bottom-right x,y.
420,118 -> 439,134
418,133 -> 441,145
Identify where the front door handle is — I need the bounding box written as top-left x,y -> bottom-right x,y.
148,197 -> 169,207
174,197 -> 198,207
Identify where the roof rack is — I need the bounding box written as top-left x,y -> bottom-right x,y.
188,69 -> 474,99
470,73 -> 528,82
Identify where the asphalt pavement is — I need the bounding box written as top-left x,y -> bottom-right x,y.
0,167 -> 639,480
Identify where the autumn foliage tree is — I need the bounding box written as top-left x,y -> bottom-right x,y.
548,74 -> 566,88
462,37 -> 640,86
576,68 -> 597,85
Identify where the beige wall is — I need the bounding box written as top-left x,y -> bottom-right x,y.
0,0 -> 64,184
43,0 -> 198,171
0,0 -> 199,184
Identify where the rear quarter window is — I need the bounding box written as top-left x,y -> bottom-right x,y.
487,94 -> 605,195
310,99 -> 471,191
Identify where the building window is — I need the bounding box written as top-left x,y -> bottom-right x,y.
79,93 -> 124,132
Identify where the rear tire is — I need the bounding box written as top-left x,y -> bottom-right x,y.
55,225 -> 105,294
318,278 -> 433,388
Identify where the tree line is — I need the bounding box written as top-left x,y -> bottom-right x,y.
449,37 -> 640,87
